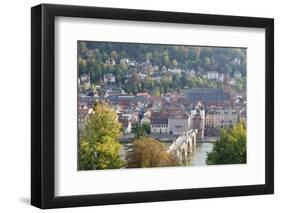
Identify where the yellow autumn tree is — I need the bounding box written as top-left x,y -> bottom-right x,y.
79,102 -> 123,170
126,137 -> 179,168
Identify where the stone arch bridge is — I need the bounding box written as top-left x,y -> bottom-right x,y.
168,129 -> 198,165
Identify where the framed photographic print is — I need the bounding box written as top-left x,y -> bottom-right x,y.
31,3 -> 274,209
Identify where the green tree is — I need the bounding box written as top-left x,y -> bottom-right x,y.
133,123 -> 151,138
172,59 -> 178,68
126,137 -> 179,168
162,50 -> 170,67
119,61 -> 128,71
111,50 -> 118,60
78,57 -> 87,74
79,57 -> 87,68
79,102 -> 124,170
141,123 -> 151,134
78,41 -> 87,56
207,121 -> 246,165
152,87 -> 161,97
203,57 -> 211,69
133,124 -> 145,138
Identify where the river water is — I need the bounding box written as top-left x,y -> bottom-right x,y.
187,142 -> 214,166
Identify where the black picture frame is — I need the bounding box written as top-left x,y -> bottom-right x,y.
31,3 -> 274,209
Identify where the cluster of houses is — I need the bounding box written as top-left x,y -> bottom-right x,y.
79,84 -> 246,142
78,57 -> 246,141
99,56 -> 243,88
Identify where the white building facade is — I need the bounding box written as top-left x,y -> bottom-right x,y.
206,109 -> 239,128
168,113 -> 190,135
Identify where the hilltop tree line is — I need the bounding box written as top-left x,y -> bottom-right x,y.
78,41 -> 247,87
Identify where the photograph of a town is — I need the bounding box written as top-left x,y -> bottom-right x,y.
78,41 -> 247,170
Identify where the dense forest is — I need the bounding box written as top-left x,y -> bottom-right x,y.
78,41 -> 247,94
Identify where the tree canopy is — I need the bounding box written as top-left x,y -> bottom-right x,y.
126,137 -> 179,168
207,121 -> 246,165
78,41 -> 247,85
79,102 -> 124,170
